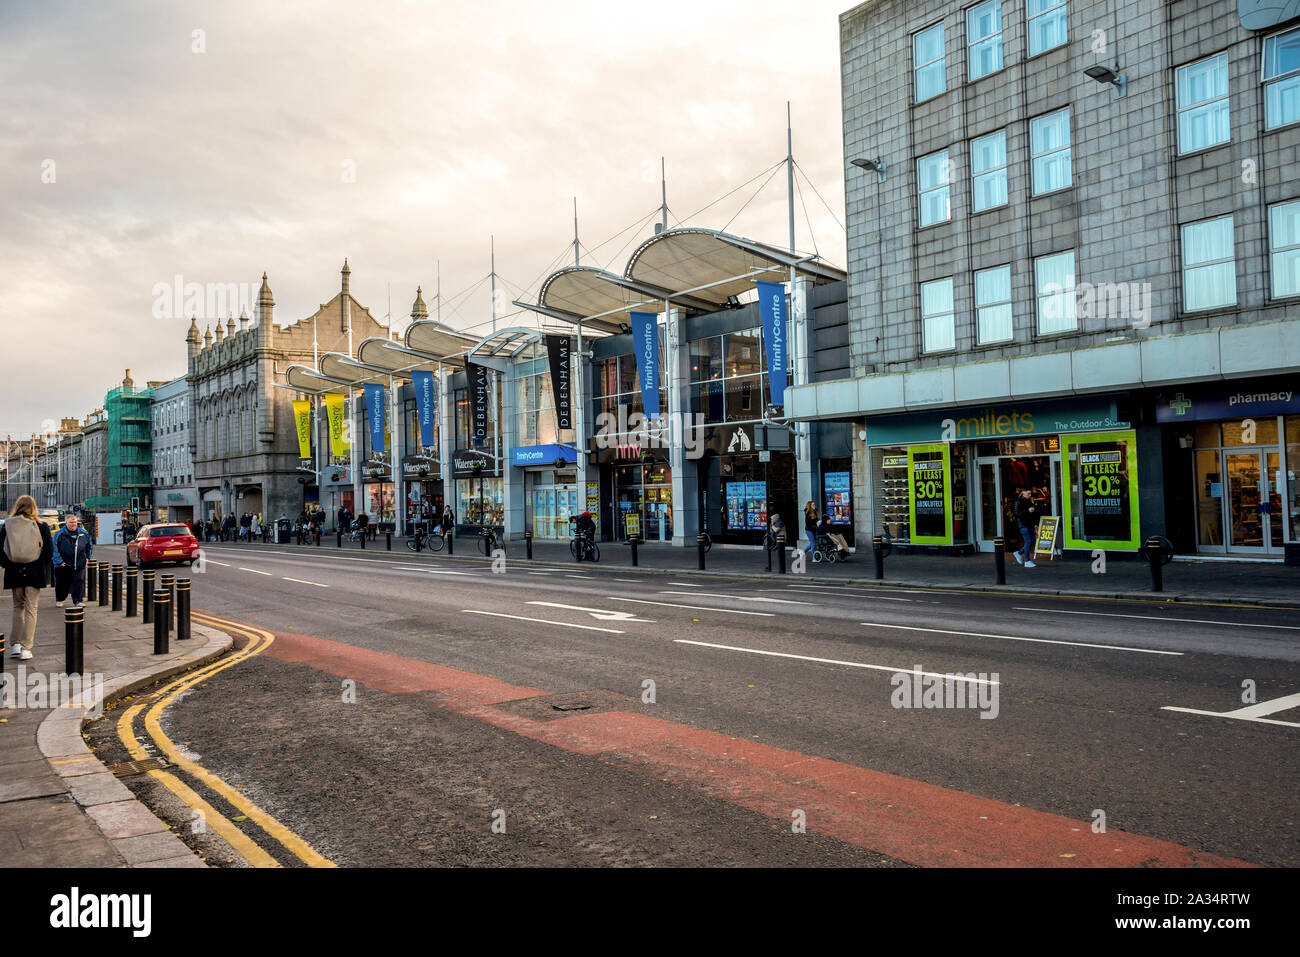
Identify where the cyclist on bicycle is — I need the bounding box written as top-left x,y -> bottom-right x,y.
572,511 -> 597,562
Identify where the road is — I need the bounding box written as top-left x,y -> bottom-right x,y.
86,540 -> 1300,867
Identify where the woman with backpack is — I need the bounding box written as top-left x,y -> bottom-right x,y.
1,495 -> 55,661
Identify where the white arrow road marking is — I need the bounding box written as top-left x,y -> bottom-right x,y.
674,639 -> 998,683
608,597 -> 774,617
282,577 -> 329,587
859,622 -> 1182,655
240,567 -> 273,576
1012,607 -> 1300,631
661,591 -> 810,605
461,610 -> 624,634
528,601 -> 655,623
1163,691 -> 1300,728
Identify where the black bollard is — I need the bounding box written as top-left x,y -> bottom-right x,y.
126,568 -> 138,618
161,574 -> 175,630
697,534 -> 706,571
98,563 -> 109,606
65,606 -> 84,675
386,531 -> 392,551
525,531 -> 533,561
142,570 -> 155,624
337,529 -> 342,548
447,530 -> 453,555
777,540 -> 787,575
360,529 -> 365,550
315,528 -> 321,547
111,564 -> 123,611
0,632 -> 5,677
766,534 -> 773,572
994,537 -> 1006,585
153,593 -> 170,654
1147,537 -> 1164,592
86,561 -> 98,602
631,536 -> 639,567
175,579 -> 191,640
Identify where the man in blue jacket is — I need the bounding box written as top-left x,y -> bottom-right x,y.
52,513 -> 94,607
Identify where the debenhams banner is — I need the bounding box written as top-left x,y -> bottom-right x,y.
864,398 -> 1127,446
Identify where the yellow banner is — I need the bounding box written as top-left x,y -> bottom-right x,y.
326,394 -> 350,457
293,400 -> 312,459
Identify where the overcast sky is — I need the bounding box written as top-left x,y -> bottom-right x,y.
0,0 -> 850,435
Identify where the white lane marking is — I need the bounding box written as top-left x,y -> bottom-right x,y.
282,577 -> 329,587
608,596 -> 773,617
1162,690 -> 1300,728
667,582 -> 703,587
661,591 -> 810,605
1012,606 -> 1300,632
528,572 -> 552,576
239,567 -> 273,576
388,564 -> 473,576
1160,707 -> 1300,728
613,579 -> 640,583
859,621 -> 1182,656
461,610 -> 624,634
205,559 -> 231,567
528,601 -> 654,623
564,575 -> 590,580
674,639 -> 998,684
784,584 -> 912,601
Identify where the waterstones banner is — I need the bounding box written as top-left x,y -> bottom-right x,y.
545,335 -> 572,430
364,383 -> 386,454
756,280 -> 788,407
411,370 -> 437,448
629,311 -> 660,418
292,400 -> 312,460
325,394 -> 349,457
467,361 -> 490,448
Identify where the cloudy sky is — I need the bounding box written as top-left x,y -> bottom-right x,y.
0,0 -> 850,434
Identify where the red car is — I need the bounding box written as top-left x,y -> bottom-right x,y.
127,523 -> 201,568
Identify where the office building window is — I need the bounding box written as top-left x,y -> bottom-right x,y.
967,0 -> 1003,81
1176,54 -> 1230,153
1034,251 -> 1076,334
971,130 -> 1007,211
975,265 -> 1013,343
920,278 -> 956,353
1030,108 -> 1071,194
1027,0 -> 1067,56
914,23 -> 946,102
1264,27 -> 1300,129
1269,201 -> 1300,299
917,150 -> 952,227
1182,216 -> 1236,311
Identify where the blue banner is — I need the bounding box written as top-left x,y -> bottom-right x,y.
411,370 -> 437,448
629,311 -> 660,418
756,280 -> 787,407
512,444 -> 577,467
363,382 -> 386,454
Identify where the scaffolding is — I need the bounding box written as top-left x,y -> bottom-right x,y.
85,382 -> 154,509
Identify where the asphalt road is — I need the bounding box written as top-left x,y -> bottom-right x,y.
86,540 -> 1300,867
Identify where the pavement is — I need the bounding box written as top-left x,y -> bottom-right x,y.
230,531 -> 1300,607
0,574 -> 232,868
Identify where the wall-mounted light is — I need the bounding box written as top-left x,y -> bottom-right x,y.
1084,64 -> 1126,98
851,157 -> 887,182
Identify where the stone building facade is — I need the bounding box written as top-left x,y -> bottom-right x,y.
187,261 -> 389,523
787,0 -> 1300,558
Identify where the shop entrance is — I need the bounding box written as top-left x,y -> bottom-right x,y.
530,484 -> 578,540
974,453 -> 1057,553
1222,451 -> 1283,553
1192,418 -> 1287,556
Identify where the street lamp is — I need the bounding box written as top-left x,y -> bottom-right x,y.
851,157 -> 887,182
1084,64 -> 1126,98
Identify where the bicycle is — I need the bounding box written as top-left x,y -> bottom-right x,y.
477,526 -> 502,557
405,524 -> 447,553
569,533 -> 599,563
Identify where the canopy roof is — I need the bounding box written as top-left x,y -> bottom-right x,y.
468,326 -> 557,360
404,320 -> 481,366
519,227 -> 845,329
284,364 -> 354,394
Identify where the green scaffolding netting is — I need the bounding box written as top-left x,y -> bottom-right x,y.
87,383 -> 155,510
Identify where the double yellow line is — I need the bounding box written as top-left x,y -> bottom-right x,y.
115,611 -> 335,868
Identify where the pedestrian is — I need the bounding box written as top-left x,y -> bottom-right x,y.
222,513 -> 236,542
240,512 -> 252,542
803,501 -> 818,554
1,495 -> 55,661
1013,487 -> 1038,568
51,512 -> 93,608
440,504 -> 455,541
250,513 -> 261,539
767,511 -> 786,550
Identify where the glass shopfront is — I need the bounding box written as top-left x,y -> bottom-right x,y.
404,479 -> 443,528
1189,417 -> 1291,555
364,482 -> 396,526
867,397 -> 1140,552
614,461 -> 672,541
526,470 -> 578,540
456,477 -> 503,527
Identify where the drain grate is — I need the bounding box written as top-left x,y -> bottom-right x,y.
552,702 -> 593,712
108,757 -> 170,777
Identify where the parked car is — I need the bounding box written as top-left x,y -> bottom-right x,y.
126,523 -> 201,568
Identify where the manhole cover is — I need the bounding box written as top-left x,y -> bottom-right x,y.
495,689 -> 639,722
108,757 -> 170,777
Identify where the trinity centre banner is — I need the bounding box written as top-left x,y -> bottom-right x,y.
411,370 -> 437,449
756,280 -> 788,407
629,312 -> 660,418
364,382 -> 386,454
